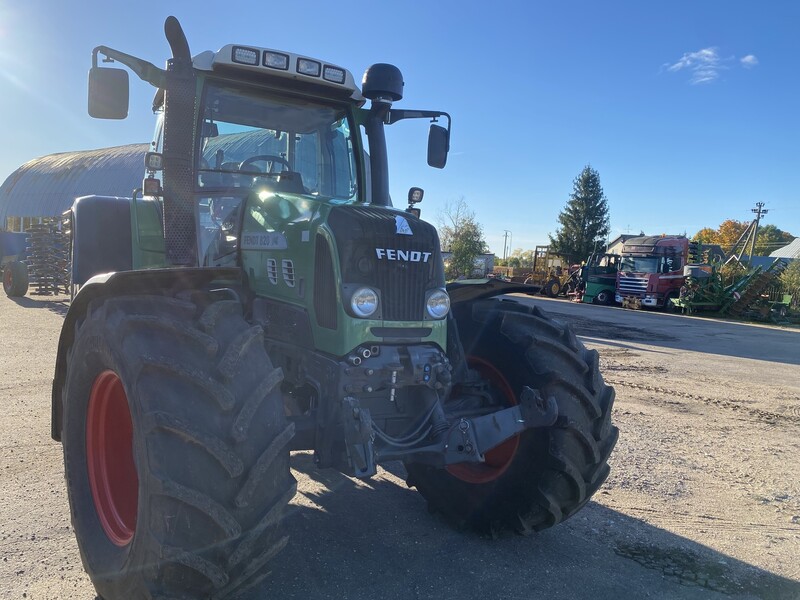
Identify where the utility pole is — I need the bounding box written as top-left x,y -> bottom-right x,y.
748,202 -> 768,258
502,230 -> 512,260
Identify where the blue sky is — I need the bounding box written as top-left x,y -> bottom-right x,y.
1,1 -> 798,255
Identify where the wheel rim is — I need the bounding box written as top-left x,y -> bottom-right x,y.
86,370 -> 138,547
446,356 -> 521,484
3,267 -> 12,292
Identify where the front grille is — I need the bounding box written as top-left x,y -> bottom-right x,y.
328,207 -> 444,321
618,274 -> 648,296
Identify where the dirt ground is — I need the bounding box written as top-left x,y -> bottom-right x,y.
0,291 -> 798,600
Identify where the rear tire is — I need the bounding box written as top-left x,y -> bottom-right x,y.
664,291 -> 678,313
3,260 -> 28,297
62,294 -> 295,599
406,298 -> 617,535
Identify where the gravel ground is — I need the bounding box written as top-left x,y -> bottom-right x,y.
0,291 -> 798,599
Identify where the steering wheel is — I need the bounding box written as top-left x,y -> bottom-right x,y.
239,155 -> 291,173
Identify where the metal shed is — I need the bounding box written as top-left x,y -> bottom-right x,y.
770,238 -> 800,260
0,143 -> 148,232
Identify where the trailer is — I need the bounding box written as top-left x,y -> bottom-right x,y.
1,220 -> 71,297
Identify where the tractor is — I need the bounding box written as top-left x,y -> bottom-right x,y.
51,18 -> 617,599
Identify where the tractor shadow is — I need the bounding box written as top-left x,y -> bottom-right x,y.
10,292 -> 69,316
244,453 -> 800,600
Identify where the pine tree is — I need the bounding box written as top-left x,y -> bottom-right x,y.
549,165 -> 610,263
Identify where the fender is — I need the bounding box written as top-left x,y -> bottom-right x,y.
446,278 -> 541,305
71,195 -> 134,286
444,278 -> 541,385
50,267 -> 241,441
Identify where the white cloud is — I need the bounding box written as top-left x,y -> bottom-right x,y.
740,54 -> 759,68
666,47 -> 726,84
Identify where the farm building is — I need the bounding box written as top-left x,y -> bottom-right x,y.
0,143 -> 147,232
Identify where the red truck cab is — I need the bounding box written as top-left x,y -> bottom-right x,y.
615,235 -> 687,308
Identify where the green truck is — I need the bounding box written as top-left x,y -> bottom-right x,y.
575,252 -> 620,305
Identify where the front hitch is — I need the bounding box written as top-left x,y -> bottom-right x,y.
440,386 -> 557,464
340,386 -> 558,478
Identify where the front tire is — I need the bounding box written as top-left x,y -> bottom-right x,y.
62,294 -> 295,599
406,298 -> 617,534
593,289 -> 613,305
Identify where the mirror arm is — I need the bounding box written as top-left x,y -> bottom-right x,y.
385,109 -> 451,132
92,46 -> 167,89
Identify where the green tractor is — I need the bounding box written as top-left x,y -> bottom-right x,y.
577,252 -> 621,305
51,18 -> 617,599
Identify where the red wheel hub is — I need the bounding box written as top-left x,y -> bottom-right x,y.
86,370 -> 138,546
3,268 -> 12,289
446,356 -> 521,484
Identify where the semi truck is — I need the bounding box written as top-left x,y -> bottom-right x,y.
50,18 -> 617,599
615,235 -> 688,309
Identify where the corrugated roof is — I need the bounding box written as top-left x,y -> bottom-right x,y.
740,255 -> 788,270
0,143 -> 147,224
770,238 -> 800,259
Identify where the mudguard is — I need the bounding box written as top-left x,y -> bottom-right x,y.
446,278 -> 541,305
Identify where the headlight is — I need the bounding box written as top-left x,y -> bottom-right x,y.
351,287 -> 379,318
426,289 -> 450,319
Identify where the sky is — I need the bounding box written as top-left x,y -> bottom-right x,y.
0,0 -> 798,255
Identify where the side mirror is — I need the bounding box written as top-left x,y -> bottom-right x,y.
88,67 -> 129,119
427,124 -> 449,169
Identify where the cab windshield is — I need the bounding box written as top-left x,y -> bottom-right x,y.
620,255 -> 681,273
196,81 -> 358,201
620,256 -> 659,273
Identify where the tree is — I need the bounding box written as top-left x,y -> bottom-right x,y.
437,197 -> 487,279
716,219 -> 749,252
507,248 -> 536,269
693,227 -> 718,245
754,224 -> 795,256
437,197 -> 468,252
780,260 -> 800,308
692,221 -> 795,256
549,165 -> 610,263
